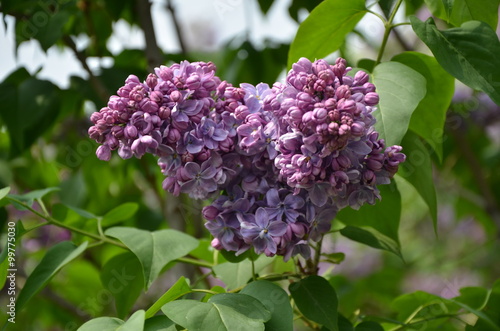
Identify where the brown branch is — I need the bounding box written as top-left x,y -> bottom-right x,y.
166,0 -> 187,56
136,0 -> 164,70
63,36 -> 110,105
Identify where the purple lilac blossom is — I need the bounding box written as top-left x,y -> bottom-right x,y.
89,58 -> 406,260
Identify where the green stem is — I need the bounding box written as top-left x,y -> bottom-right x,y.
375,0 -> 404,65
7,197 -> 214,268
24,221 -> 51,233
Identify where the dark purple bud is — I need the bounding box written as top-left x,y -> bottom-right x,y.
159,106 -> 171,120
146,74 -> 158,89
202,206 -> 219,220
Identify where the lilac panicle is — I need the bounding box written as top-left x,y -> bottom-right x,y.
89,57 -> 405,260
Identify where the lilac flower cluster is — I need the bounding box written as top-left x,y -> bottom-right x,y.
89,57 -> 405,260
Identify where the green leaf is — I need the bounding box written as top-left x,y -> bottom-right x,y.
355,321 -> 384,331
16,241 -> 88,311
455,287 -> 490,310
8,187 -> 60,210
470,280 -> 500,330
208,293 -> 271,322
213,255 -> 274,289
392,52 -> 455,162
321,252 -> 346,264
145,276 -> 192,319
65,204 -> 98,220
0,76 -> 61,157
336,181 -> 401,244
450,0 -> 499,30
162,300 -> 265,331
391,291 -> 448,322
289,275 -> 339,331
144,316 -> 176,331
36,10 -> 71,51
423,0 -> 453,22
410,17 -> 500,106
77,310 -> 145,331
102,202 -> 139,227
101,252 -> 144,319
77,317 -> 124,331
240,280 -> 294,331
340,226 -> 403,258
288,0 -> 367,68
0,187 -> 10,201
398,131 -> 438,232
372,61 -> 427,146
105,227 -> 199,289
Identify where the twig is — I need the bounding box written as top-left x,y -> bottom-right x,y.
136,0 -> 164,70
166,0 -> 187,55
62,36 -> 110,104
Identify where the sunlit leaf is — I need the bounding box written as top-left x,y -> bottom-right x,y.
102,202 -> 139,227
288,0 -> 367,67
392,52 -> 455,162
105,227 -> 199,289
77,309 -> 145,331
162,300 -> 265,331
145,276 -> 192,319
372,61 -> 427,146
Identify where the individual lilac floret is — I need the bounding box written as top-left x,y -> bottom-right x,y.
241,208 -> 287,256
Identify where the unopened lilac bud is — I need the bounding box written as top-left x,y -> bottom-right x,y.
155,65 -> 173,81
124,125 -> 138,139
118,145 -> 133,159
366,158 -> 383,171
167,128 -> 181,143
159,106 -> 171,120
88,126 -> 100,140
146,74 -> 158,89
170,90 -> 182,103
313,107 -> 328,122
197,149 -> 210,162
338,99 -> 356,113
293,57 -> 312,73
181,152 -> 194,163
336,85 -> 350,100
186,74 -> 201,90
312,59 -> 329,74
96,145 -> 111,161
111,126 -> 124,139
363,82 -> 376,93
125,75 -> 141,85
364,92 -> 379,106
202,206 -> 219,220
219,137 -> 234,153
288,106 -> 303,122
150,90 -> 163,104
211,238 -> 223,250
351,122 -> 365,136
354,71 -> 369,85
235,105 -> 250,120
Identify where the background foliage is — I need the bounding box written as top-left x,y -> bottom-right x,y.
0,0 -> 500,330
